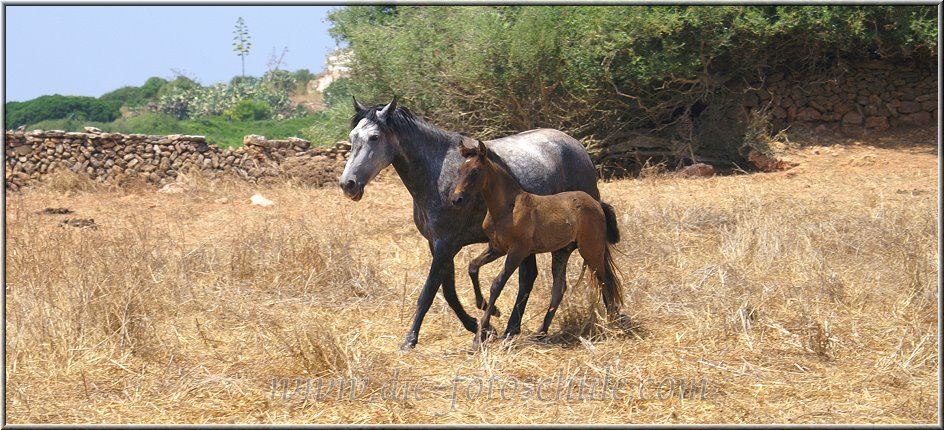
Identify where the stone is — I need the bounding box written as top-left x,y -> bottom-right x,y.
84,127 -> 102,133
250,194 -> 275,207
157,182 -> 188,194
899,101 -> 921,114
678,163 -> 715,178
900,111 -> 931,126
841,111 -> 863,125
795,107 -> 822,122
864,116 -> 890,131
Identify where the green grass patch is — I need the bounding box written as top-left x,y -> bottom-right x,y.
27,112 -> 348,149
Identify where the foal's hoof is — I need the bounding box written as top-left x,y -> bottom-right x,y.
400,333 -> 418,350
479,304 -> 501,317
473,325 -> 497,347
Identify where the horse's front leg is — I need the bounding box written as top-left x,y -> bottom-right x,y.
477,252 -> 527,346
468,246 -> 504,316
402,240 -> 460,350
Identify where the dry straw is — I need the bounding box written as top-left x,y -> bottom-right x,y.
4,128 -> 939,424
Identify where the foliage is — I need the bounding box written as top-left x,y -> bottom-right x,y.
233,16 -> 253,76
99,77 -> 168,109
322,77 -> 352,108
27,113 -> 325,148
5,95 -> 120,129
155,76 -> 300,121
226,99 -> 273,121
301,78 -> 355,145
263,69 -> 296,94
292,69 -> 317,90
328,5 -> 938,164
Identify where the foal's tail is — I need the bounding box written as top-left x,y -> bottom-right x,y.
601,202 -> 621,244
597,242 -> 624,314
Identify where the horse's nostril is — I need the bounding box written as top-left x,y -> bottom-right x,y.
343,179 -> 356,191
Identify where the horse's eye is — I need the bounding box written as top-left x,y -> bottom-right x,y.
368,135 -> 379,142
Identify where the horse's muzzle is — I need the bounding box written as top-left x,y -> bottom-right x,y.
451,192 -> 468,207
340,179 -> 365,201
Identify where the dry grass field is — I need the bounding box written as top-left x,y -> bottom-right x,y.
4,127 -> 939,424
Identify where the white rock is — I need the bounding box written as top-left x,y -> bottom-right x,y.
157,182 -> 188,194
250,194 -> 274,207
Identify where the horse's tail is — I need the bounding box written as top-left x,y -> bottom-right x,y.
601,201 -> 620,244
597,242 -> 624,314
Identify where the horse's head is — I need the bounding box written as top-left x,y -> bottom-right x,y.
451,139 -> 489,207
339,96 -> 400,201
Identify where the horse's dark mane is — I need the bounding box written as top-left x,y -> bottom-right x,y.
352,104 -> 460,144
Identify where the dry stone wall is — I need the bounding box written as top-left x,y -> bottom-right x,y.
738,59 -> 937,134
4,128 -> 350,191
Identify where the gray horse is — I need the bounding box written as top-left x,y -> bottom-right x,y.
338,96 -> 621,349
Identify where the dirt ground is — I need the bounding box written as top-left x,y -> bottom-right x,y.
3,126 -> 939,424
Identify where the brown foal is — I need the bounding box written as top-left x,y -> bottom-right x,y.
451,140 -> 624,344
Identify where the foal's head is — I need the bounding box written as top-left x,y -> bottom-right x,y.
451,140 -> 490,207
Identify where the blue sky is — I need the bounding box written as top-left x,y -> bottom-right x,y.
3,5 -> 340,102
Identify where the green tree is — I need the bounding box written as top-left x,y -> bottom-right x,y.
233,17 -> 253,77
99,76 -> 168,109
5,95 -> 121,129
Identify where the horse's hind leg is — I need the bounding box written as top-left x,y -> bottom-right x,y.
469,246 -> 503,316
441,258 -> 479,334
535,246 -> 576,337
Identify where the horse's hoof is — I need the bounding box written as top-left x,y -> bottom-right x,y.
613,313 -> 632,331
400,333 -> 418,350
501,328 -> 520,340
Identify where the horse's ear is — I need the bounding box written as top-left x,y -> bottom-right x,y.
477,140 -> 488,158
377,96 -> 398,122
352,96 -> 366,113
458,139 -> 476,158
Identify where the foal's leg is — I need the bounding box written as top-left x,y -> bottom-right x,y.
502,254 -> 538,338
477,252 -> 528,346
468,246 -> 504,316
536,247 -> 575,337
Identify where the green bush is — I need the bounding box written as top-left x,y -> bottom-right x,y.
157,75 -> 297,120
227,99 -> 273,121
327,5 -> 938,163
292,69 -> 317,90
99,76 -> 168,109
23,112 -> 322,148
5,95 -> 120,129
301,78 -> 354,145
